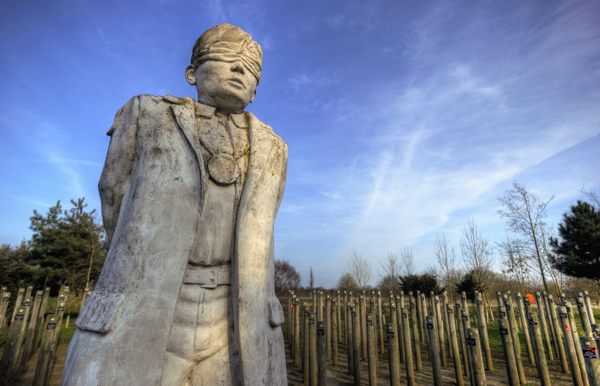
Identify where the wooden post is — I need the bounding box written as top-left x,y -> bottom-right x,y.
336,290 -> 342,342
347,304 -> 354,376
0,290 -> 10,328
10,287 -> 25,322
34,287 -> 51,351
434,295 -> 447,367
446,305 -> 464,386
32,316 -> 59,386
377,290 -> 384,353
475,292 -> 493,371
416,291 -> 425,346
294,299 -> 302,367
527,312 -> 552,386
584,291 -> 596,326
309,313 -> 318,386
558,305 -> 584,386
22,290 -> 44,364
352,306 -> 361,386
325,295 -> 331,361
466,328 -> 487,386
317,321 -> 326,386
516,293 -> 535,365
503,295 -> 526,385
389,301 -> 401,371
535,291 -> 555,361
303,308 -> 310,385
387,323 -> 401,386
546,294 -> 562,354
317,291 -> 324,321
581,337 -> 600,386
396,295 -> 404,364
442,291 -> 452,359
343,290 -> 348,342
549,296 -> 570,374
0,306 -> 30,378
360,294 -> 367,360
577,293 -> 594,338
332,299 -> 339,367
288,291 -> 294,343
409,294 -> 422,372
499,317 -> 520,386
565,301 -> 590,386
426,315 -> 443,386
456,303 -> 471,380
401,307 -> 415,386
366,316 -> 378,386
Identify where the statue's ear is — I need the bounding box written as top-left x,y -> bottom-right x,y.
185,65 -> 197,85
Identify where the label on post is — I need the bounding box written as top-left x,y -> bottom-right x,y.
47,322 -> 57,330
466,337 -> 477,346
499,327 -> 509,336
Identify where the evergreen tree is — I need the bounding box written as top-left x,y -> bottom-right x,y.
399,273 -> 442,295
550,200 -> 600,280
0,242 -> 34,295
26,198 -> 106,294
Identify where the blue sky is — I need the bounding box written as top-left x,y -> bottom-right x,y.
1,0 -> 598,287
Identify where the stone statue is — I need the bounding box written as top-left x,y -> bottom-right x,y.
62,23 -> 288,386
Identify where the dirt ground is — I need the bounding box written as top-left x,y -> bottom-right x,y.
2,330 -> 577,386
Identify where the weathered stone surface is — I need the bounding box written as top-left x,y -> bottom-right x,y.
62,23 -> 288,386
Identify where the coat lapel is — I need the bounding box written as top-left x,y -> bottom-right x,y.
239,112 -> 273,204
170,101 -> 207,200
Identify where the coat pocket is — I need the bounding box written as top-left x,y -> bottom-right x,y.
268,296 -> 285,327
75,291 -> 124,334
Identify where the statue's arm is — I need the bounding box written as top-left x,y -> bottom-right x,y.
99,96 -> 140,246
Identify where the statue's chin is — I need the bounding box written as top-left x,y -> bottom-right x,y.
201,92 -> 249,113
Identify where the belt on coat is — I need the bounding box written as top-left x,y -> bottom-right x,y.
182,264 -> 231,289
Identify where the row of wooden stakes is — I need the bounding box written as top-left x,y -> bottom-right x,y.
284,289 -> 600,386
0,285 -> 72,385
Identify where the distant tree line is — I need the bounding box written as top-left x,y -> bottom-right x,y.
0,198 -> 105,296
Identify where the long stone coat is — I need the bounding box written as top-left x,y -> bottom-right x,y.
62,95 -> 288,386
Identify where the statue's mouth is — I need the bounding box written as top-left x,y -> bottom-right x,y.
226,78 -> 246,89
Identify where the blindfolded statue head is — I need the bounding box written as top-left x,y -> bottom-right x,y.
186,23 -> 263,113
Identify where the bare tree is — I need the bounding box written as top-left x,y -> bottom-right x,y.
497,236 -> 530,294
433,232 -> 458,295
460,219 -> 494,289
337,273 -> 359,291
274,260 -> 301,294
349,251 -> 372,288
498,182 -> 556,294
379,252 -> 401,292
460,219 -> 494,316
380,251 -> 401,278
399,246 -> 415,276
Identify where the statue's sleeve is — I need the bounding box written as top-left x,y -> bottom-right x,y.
99,96 -> 140,247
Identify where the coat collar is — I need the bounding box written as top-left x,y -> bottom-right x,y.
194,101 -> 247,128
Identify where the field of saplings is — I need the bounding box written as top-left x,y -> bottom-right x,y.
0,285 -> 599,385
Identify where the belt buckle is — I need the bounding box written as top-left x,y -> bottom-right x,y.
200,269 -> 218,289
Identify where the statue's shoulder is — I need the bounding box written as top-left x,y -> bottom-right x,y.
246,112 -> 287,151
109,95 -> 193,136
122,94 -> 195,110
